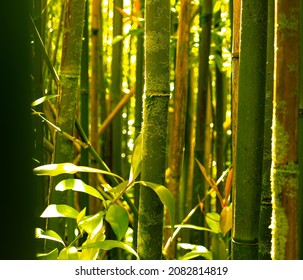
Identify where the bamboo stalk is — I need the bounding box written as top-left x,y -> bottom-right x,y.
271,0 -> 300,260
232,0 -> 267,260
298,0 -> 303,259
137,0 -> 170,260
164,0 -> 191,260
258,0 -> 274,260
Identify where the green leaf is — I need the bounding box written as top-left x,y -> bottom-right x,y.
129,133 -> 142,183
55,179 -> 104,200
36,248 -> 58,260
40,204 -> 79,219
107,180 -> 129,194
205,212 -> 221,233
35,228 -> 65,246
33,163 -> 124,181
80,231 -> 106,260
112,35 -> 124,45
81,240 -> 139,259
178,243 -> 212,260
211,234 -> 227,260
213,0 -> 222,14
31,94 -> 58,107
105,204 -> 129,241
78,211 -> 105,237
172,224 -> 218,233
139,181 -> 175,230
58,246 -> 79,260
220,204 -> 232,235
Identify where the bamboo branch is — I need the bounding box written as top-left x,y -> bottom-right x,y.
97,89 -> 134,137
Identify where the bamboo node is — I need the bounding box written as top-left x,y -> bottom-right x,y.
147,92 -> 171,97
231,52 -> 239,58
232,238 -> 258,246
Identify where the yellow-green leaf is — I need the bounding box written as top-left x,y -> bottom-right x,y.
40,204 -> 79,219
220,204 -> 232,235
55,179 -> 104,200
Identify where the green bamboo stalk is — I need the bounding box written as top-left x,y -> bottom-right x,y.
214,7 -> 225,213
110,0 -> 123,176
164,0 -> 191,260
231,0 -> 267,260
133,0 -> 145,254
299,0 -> 303,260
192,0 -> 212,247
89,0 -> 102,214
181,70 -> 195,243
48,0 -> 86,245
258,0 -> 274,260
79,0 -> 89,211
137,0 -> 170,260
271,0 -> 300,260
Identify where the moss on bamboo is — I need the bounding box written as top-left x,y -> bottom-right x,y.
271,117 -> 299,259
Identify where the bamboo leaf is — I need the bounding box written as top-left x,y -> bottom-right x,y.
105,204 -> 129,241
33,163 -> 124,181
224,168 -> 233,204
40,204 -> 79,219
36,248 -> 58,260
112,35 -> 124,45
178,243 -> 212,260
78,211 -> 105,237
79,231 -> 106,260
31,95 -> 58,107
81,240 -> 139,259
213,0 -> 222,13
129,133 -> 142,183
58,246 -> 79,260
107,180 -> 129,194
195,159 -> 217,189
205,212 -> 221,234
55,179 -> 104,200
139,181 -> 175,229
172,224 -> 218,233
35,228 -> 65,246
220,204 -> 232,236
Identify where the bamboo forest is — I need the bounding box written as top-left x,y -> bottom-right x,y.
2,0 -> 303,260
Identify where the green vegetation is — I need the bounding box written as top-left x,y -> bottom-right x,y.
19,0 -> 302,260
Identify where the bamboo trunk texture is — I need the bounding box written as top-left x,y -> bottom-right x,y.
137,0 -> 170,260
258,0 -> 274,260
192,0 -> 213,248
48,0 -> 86,244
110,0 -> 123,176
271,0 -> 300,260
299,0 -> 303,260
232,0 -> 267,260
164,0 -> 191,260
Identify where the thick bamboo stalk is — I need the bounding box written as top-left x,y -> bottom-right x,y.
232,0 -> 267,260
258,0 -> 274,260
299,0 -> 303,259
271,0 -> 300,260
48,0 -> 86,245
137,0 -> 170,260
